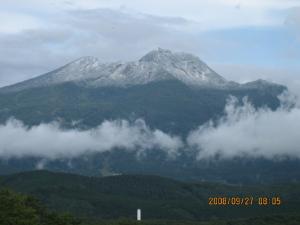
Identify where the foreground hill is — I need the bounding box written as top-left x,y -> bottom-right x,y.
1,189 -> 300,225
0,170 -> 299,221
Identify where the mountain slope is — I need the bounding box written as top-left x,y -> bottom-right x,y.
0,48 -> 289,183
0,80 -> 285,135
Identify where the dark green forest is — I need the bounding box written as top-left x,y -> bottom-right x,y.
0,80 -> 284,136
0,171 -> 300,225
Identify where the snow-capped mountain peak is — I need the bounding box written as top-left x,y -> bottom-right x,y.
52,56 -> 104,80
139,48 -> 174,63
68,56 -> 101,69
137,48 -> 228,87
1,48 -> 279,93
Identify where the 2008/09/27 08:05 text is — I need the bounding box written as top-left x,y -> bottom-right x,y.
208,197 -> 281,206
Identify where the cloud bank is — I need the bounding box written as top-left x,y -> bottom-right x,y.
188,95 -> 300,159
0,119 -> 182,159
1,94 -> 300,160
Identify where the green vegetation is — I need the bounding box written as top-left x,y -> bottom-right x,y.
92,216 -> 300,225
0,189 -> 81,225
1,188 -> 300,225
0,80 -> 283,135
1,170 -> 300,222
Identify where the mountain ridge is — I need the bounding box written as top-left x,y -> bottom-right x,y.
0,48 -> 284,93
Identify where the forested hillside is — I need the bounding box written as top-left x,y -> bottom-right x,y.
1,170 -> 299,222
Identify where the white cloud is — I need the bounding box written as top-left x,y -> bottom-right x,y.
1,93 -> 300,161
187,95 -> 300,159
0,119 -> 183,159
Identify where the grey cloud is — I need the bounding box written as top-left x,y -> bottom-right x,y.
283,7 -> 300,59
0,8 -> 201,87
0,28 -> 74,86
285,7 -> 300,30
212,64 -> 300,105
0,118 -> 183,159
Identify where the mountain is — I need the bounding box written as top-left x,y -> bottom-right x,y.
0,48 -> 282,92
0,48 -> 286,132
1,170 -> 300,221
0,48 -> 292,184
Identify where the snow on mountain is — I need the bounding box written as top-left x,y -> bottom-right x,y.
0,48 -> 280,92
89,48 -> 231,87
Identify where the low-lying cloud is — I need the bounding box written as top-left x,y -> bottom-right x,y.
1,93 -> 300,160
188,94 -> 300,159
0,119 -> 183,159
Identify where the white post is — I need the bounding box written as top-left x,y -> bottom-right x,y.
137,208 -> 141,221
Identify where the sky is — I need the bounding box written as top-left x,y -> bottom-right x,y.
0,0 -> 300,88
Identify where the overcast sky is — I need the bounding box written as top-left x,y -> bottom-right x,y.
1,0 -> 300,88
